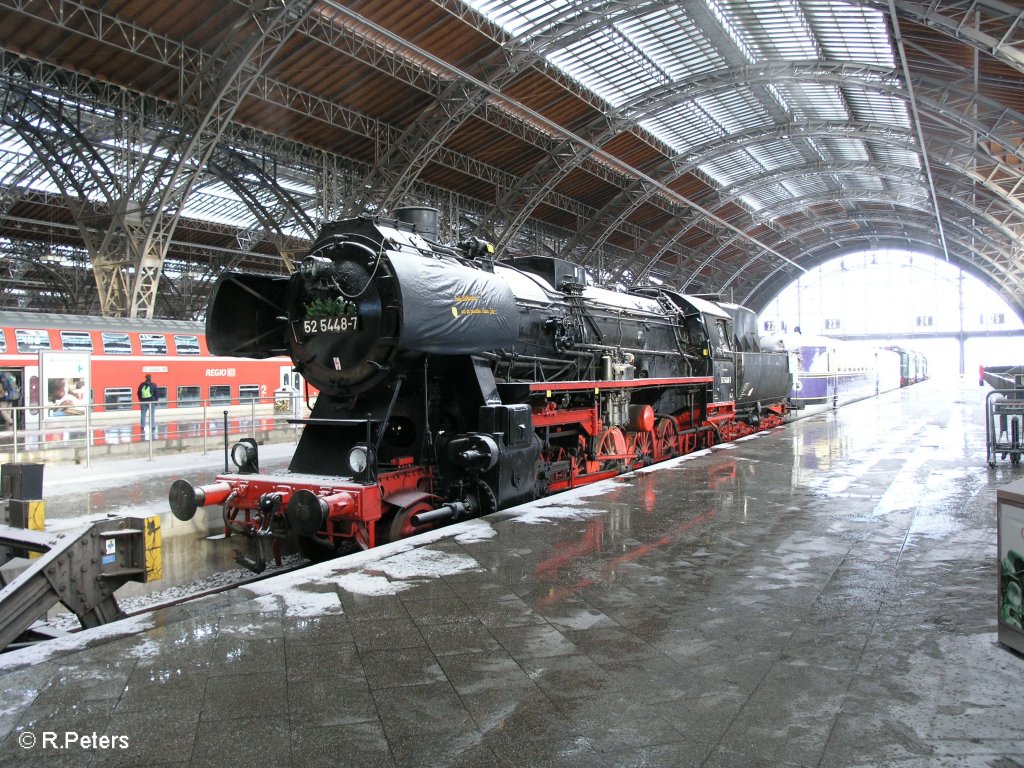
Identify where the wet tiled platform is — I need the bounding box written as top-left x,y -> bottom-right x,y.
1,378 -> 1022,767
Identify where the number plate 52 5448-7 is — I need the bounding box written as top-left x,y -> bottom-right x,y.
295,316 -> 359,337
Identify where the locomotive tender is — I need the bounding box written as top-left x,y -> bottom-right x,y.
169,208 -> 792,570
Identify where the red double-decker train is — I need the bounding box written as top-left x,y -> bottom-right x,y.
0,311 -> 299,424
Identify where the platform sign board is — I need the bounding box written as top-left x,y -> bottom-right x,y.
996,479 -> 1024,654
38,351 -> 91,423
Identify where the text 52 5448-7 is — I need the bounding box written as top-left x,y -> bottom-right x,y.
301,316 -> 359,335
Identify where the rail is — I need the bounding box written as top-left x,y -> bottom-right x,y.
0,391 -> 310,467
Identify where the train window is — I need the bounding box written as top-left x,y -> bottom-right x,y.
140,334 -> 168,355
174,335 -> 200,355
177,386 -> 201,406
101,332 -> 132,355
700,317 -> 731,355
104,387 -> 133,411
715,319 -> 733,352
59,331 -> 93,352
684,316 -> 705,346
0,331 -> 5,352
239,384 -> 260,403
209,385 -> 231,405
15,329 -> 51,353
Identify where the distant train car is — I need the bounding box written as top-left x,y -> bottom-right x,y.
784,334 -> 901,408
913,351 -> 928,383
884,346 -> 929,387
0,311 -> 301,422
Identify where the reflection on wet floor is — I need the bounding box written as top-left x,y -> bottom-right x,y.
42,451 -> 293,522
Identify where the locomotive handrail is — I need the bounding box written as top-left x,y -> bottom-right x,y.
517,376 -> 713,393
286,417 -> 384,425
574,343 -> 692,358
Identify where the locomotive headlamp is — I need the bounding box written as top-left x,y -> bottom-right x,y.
299,255 -> 336,280
229,438 -> 259,474
459,236 -> 495,259
346,442 -> 376,480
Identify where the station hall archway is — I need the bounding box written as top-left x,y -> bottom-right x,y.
756,250 -> 1024,379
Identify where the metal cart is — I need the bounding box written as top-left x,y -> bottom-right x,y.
986,389 -> 1024,467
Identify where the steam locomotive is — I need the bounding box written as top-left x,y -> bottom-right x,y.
169,208 -> 792,571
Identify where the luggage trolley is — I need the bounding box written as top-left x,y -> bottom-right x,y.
986,387 -> 1024,467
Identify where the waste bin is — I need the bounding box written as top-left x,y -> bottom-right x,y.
1,462 -> 44,500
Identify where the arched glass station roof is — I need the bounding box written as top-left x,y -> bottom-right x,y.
0,0 -> 1022,321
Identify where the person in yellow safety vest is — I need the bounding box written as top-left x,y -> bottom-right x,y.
137,373 -> 159,435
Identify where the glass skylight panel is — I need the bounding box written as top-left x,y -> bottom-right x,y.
0,151 -> 21,180
181,186 -> 257,228
617,7 -> 725,82
99,137 -> 172,161
781,175 -> 831,199
887,174 -> 928,198
805,2 -> 893,67
844,90 -> 910,128
549,25 -> 668,107
460,0 -> 577,38
2,162 -> 62,196
696,89 -> 774,137
701,152 -> 764,187
275,174 -> 316,197
812,137 -> 870,163
706,0 -> 757,63
770,179 -> 819,202
774,82 -> 849,122
285,219 -> 317,239
842,171 -> 885,192
748,140 -> 806,171
0,141 -> 34,181
641,101 -> 725,156
459,0 -> 916,218
192,180 -> 244,204
725,0 -> 819,62
0,127 -> 30,156
743,182 -> 796,209
872,145 -> 920,169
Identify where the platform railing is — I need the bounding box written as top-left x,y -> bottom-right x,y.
0,391 -> 310,467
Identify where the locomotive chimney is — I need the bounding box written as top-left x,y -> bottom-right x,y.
395,206 -> 440,243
